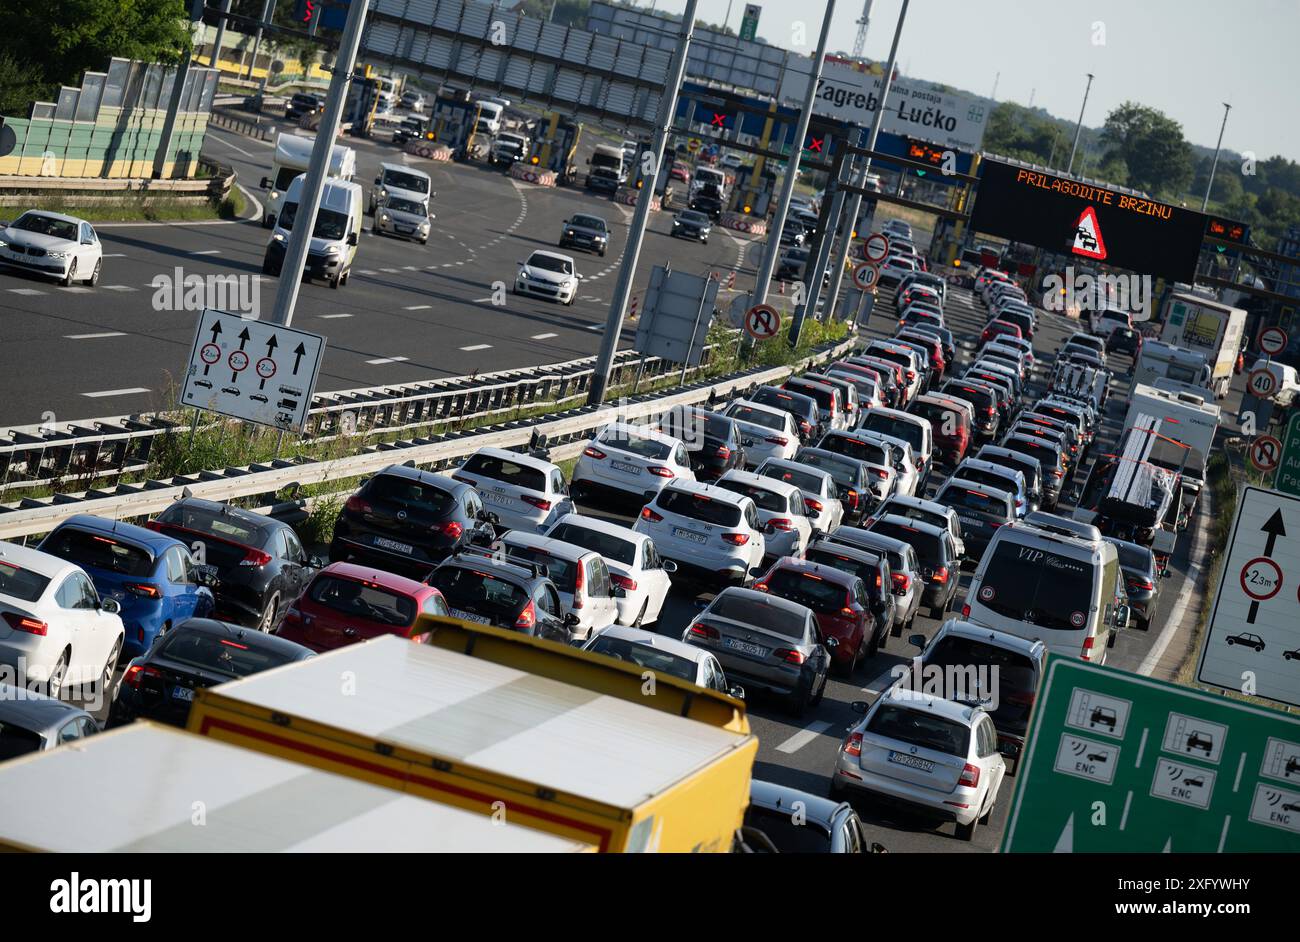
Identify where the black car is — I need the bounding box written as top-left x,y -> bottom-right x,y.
866,514 -> 959,618
689,192 -> 723,219
1106,537 -> 1161,630
804,539 -> 894,655
330,464 -> 497,577
1107,326 -> 1142,357
1000,434 -> 1067,508
777,247 -> 810,281
932,480 -> 1016,566
793,447 -> 873,525
426,552 -> 577,644
779,220 -> 807,247
285,92 -> 323,121
559,213 -> 610,256
657,405 -> 745,481
749,385 -> 821,442
110,618 -> 314,728
392,116 -> 426,146
149,498 -> 322,632
670,210 -> 712,243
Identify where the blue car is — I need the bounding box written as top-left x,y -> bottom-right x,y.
38,514 -> 217,659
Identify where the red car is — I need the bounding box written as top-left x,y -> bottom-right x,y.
754,559 -> 878,674
979,319 -> 1023,345
277,562 -> 450,652
670,161 -> 691,183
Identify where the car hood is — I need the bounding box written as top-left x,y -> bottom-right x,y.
1,229 -> 75,251
380,207 -> 429,224
566,224 -> 607,238
520,264 -> 574,284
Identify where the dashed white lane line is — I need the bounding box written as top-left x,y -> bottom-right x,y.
62,286 -> 94,294
530,332 -> 558,340
319,313 -> 352,319
103,253 -> 127,258
7,288 -> 44,295
776,721 -> 832,754
460,344 -> 492,351
471,297 -> 494,303
102,285 -> 136,292
82,387 -> 150,398
404,304 -> 431,310
586,324 -> 603,330
65,332 -> 126,339
379,267 -> 400,273
191,249 -> 221,255
357,269 -> 377,276
365,356 -> 409,364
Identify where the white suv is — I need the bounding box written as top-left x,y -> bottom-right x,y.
753,458 -> 844,535
633,480 -> 766,589
571,422 -> 694,505
497,531 -> 619,642
723,399 -> 801,468
454,447 -> 574,534
545,514 -> 675,628
715,470 -> 814,561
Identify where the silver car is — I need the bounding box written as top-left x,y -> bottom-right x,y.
683,587 -> 833,716
583,624 -> 743,699
0,683 -> 98,760
374,194 -> 432,244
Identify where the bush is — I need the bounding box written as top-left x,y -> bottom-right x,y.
297,494 -> 342,549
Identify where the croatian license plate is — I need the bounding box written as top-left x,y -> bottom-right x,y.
483,490 -> 515,506
726,638 -> 767,657
611,461 -> 640,475
888,751 -> 934,773
672,527 -> 707,544
374,536 -> 414,555
450,608 -> 491,625
171,685 -> 194,702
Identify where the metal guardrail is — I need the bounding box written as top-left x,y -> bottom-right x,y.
0,338 -> 856,541
208,107 -> 274,141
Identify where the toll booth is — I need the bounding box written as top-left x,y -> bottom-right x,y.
344,65 -> 381,138
429,91 -> 479,156
529,112 -> 583,185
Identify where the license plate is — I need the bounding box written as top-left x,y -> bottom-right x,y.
396,225 -> 413,233
171,685 -> 194,702
673,527 -> 707,544
611,461 -> 641,475
483,490 -> 515,506
450,608 -> 491,625
725,638 -> 767,657
373,536 -> 414,555
888,751 -> 935,773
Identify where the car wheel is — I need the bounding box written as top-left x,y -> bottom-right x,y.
1256,643 -> 1265,652
1227,638 -> 1235,646
955,816 -> 978,842
866,623 -> 882,659
46,652 -> 68,699
329,273 -> 341,289
787,684 -> 810,718
62,259 -> 77,287
930,603 -> 946,619
257,591 -> 282,632
631,600 -> 648,630
88,258 -> 101,287
100,638 -> 121,693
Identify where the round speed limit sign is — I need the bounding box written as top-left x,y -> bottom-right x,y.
1248,367 -> 1278,398
852,262 -> 880,291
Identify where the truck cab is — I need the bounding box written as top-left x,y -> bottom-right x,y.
586,144 -> 627,193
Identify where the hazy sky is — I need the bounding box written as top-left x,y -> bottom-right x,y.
648,0 -> 1297,161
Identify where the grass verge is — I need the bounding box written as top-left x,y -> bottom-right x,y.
19,194 -> 233,224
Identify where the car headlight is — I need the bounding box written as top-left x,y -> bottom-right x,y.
324,244 -> 342,255
47,250 -> 68,260
273,232 -> 286,242
270,191 -> 279,199
565,230 -> 575,237
380,213 -> 389,223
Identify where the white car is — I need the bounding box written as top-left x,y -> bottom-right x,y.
583,624 -> 742,698
825,367 -> 885,412
815,430 -> 897,505
497,531 -> 619,642
723,399 -> 801,468
633,480 -> 766,590
545,514 -> 674,628
453,447 -> 574,534
832,690 -> 1007,841
400,91 -> 425,112
715,469 -> 814,561
753,458 -> 844,535
853,429 -> 920,498
570,422 -> 694,505
374,194 -> 432,244
514,249 -> 581,305
0,541 -> 125,697
0,210 -> 103,287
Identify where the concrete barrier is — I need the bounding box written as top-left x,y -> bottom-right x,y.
404,141 -> 454,162
614,186 -> 660,210
719,212 -> 767,236
509,163 -> 558,187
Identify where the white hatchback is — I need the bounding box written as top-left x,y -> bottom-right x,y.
514,249 -> 581,305
715,470 -> 814,561
545,514 -> 675,628
497,531 -> 619,642
753,458 -> 844,535
454,447 -> 574,534
571,422 -> 695,505
723,399 -> 801,467
633,480 -> 766,589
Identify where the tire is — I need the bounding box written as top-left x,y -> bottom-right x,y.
930,604 -> 946,619
87,258 -> 101,287
787,683 -> 810,718
62,259 -> 77,287
329,273 -> 341,289
979,796 -> 994,825
866,623 -> 882,659
99,638 -> 121,693
257,591 -> 282,633
46,653 -> 68,699
811,673 -> 827,706
1227,638 -> 1235,646
955,816 -> 978,842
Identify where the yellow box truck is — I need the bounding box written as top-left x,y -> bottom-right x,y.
187,633 -> 758,852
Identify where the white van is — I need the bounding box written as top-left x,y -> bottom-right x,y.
261,133 -> 357,228
473,100 -> 504,134
369,162 -> 433,214
263,174 -> 363,289
962,513 -> 1128,663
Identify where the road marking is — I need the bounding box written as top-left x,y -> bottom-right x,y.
191,249 -> 221,255
319,313 -> 352,319
207,134 -> 256,158
380,267 -> 400,273
1138,492 -> 1210,676
776,721 -> 832,754
460,344 -> 492,351
586,324 -> 603,330
103,253 -> 127,258
471,297 -> 494,303
357,269 -> 377,275
365,356 -> 409,364
530,332 -> 558,340
102,285 -> 136,291
403,265 -> 420,270
65,332 -> 126,339
61,286 -> 94,294
7,288 -> 44,295
82,387 -> 149,398
404,304 -> 431,310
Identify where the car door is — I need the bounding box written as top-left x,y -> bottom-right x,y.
551,469 -> 575,519
69,572 -> 111,683
163,547 -> 202,625
534,584 -> 568,642
278,529 -> 310,609
588,557 -> 618,631
53,576 -> 88,683
640,539 -> 671,623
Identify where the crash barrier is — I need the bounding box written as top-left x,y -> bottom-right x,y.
719,212 -> 767,236
0,161 -> 233,209
0,338 -> 856,541
614,187 -> 660,210
509,163 -> 559,187
404,141 -> 454,162
209,108 -> 274,142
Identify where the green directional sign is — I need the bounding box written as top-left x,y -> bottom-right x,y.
1276,413 -> 1300,498
739,4 -> 761,42
1001,656 -> 1300,852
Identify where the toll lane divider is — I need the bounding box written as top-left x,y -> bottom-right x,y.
614,187 -> 660,210
719,213 -> 767,236
0,339 -> 855,541
404,141 -> 454,162
509,163 -> 558,187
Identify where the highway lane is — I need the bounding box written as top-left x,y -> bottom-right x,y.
0,120 -> 758,427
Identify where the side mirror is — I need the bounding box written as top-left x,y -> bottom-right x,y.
484,511 -> 501,526
870,842 -> 889,854
192,564 -> 219,588
347,232 -> 358,246
907,632 -> 926,651
823,636 -> 839,649
727,685 -> 745,701
260,176 -> 270,189
850,700 -> 870,715
308,555 -> 327,570
99,598 -> 121,615
563,612 -> 581,627
662,559 -> 678,574
1160,568 -> 1171,579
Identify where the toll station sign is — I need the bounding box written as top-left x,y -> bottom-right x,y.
968,160 -> 1206,282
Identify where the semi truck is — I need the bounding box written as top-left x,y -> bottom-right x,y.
187,628 -> 757,853
1159,292 -> 1247,399
0,722 -> 593,852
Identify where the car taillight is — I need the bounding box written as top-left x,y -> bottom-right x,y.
961,603 -> 971,617
905,369 -> 916,381
765,435 -> 790,447
640,507 -> 663,522
647,466 -> 675,478
891,572 -> 910,593
716,446 -> 731,460
846,489 -> 861,510
1052,470 -> 1064,478
583,446 -> 607,460
1128,577 -> 1155,591
124,583 -> 161,599
1082,635 -> 1095,660
282,605 -> 303,628
767,518 -> 795,532
776,648 -> 805,664
799,420 -> 813,437
871,468 -> 889,479
522,495 -> 552,511
345,495 -> 373,515
515,601 -> 536,631
572,559 -> 585,609
2,612 -> 48,636
843,732 -> 863,757
931,566 -> 949,584
804,498 -> 824,513
240,548 -> 272,567
689,621 -> 720,640
959,762 -> 981,788
722,533 -> 750,545
435,521 -> 464,539
122,664 -> 162,689
610,573 -> 638,592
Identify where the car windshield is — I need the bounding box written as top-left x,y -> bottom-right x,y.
727,404 -> 784,431
598,429 -> 672,460
715,479 -> 788,513
764,567 -> 846,615
745,806 -> 834,853
504,545 -> 579,593
461,453 -> 547,492
819,434 -> 887,466
157,630 -> 304,678
12,213 -> 78,241
0,562 -> 51,603
527,254 -> 573,274
364,475 -> 457,516
384,197 -> 426,216
859,414 -> 924,453
309,576 -> 416,627
977,542 -> 1095,630
571,215 -> 606,231
587,636 -> 697,681
41,528 -> 154,577
868,703 -> 970,756
923,636 -> 1038,734
708,592 -> 806,640
546,523 -> 637,566
658,489 -> 742,527
428,567 -> 528,616
278,202 -> 349,240
679,212 -> 708,224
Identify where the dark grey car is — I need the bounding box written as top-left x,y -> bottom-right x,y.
1107,537 -> 1161,630
0,684 -> 98,761
744,780 -> 879,853
671,209 -> 712,243
559,213 -> 610,257
682,587 -> 833,716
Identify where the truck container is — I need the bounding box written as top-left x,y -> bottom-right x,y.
188,631 -> 757,852
1159,292 -> 1246,399
1122,382 -> 1218,499
0,722 -> 593,852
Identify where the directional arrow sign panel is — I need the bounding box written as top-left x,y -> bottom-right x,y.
1002,656 -> 1300,852
1196,485 -> 1300,710
180,308 -> 326,434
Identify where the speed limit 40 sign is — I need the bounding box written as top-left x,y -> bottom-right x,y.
852,262 -> 880,291
1248,367 -> 1279,399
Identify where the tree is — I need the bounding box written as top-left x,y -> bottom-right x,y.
0,51 -> 47,117
1099,102 -> 1194,196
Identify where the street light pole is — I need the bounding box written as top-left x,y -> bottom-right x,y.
586,0 -> 700,407
1202,102 -> 1232,212
245,0 -> 276,81
266,0 -> 371,328
1065,72 -> 1094,176
209,0 -> 232,70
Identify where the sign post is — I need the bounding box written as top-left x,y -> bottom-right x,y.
1002,656 -> 1300,852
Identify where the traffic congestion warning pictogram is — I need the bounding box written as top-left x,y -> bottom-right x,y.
862,232 -> 890,263
1251,435 -> 1283,473
1071,205 -> 1107,261
1248,367 -> 1279,399
744,304 -> 781,341
1259,326 -> 1289,357
852,262 -> 880,291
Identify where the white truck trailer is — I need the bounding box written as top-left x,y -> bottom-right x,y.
1159,292 -> 1247,399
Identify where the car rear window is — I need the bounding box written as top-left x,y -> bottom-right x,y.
708,592 -> 806,640
938,485 -> 1011,520
503,545 -> 579,593
956,468 -> 1019,496
753,388 -> 816,420
867,703 -> 970,756
869,521 -> 942,563
806,547 -> 884,595
1112,540 -> 1154,573
819,434 -> 887,466
859,414 -> 924,453
878,502 -> 944,532
795,451 -> 858,485
923,636 -> 1038,734
0,562 -> 52,603
156,504 -> 269,548
758,464 -> 824,495
598,429 -> 672,461
41,528 -> 154,577
976,542 -> 1095,630
912,402 -> 965,433
546,524 -> 637,566
784,381 -> 835,411
428,567 -> 529,617
745,806 -> 833,853
942,383 -> 995,412
657,489 -> 743,527
365,475 -> 457,515
715,479 -> 789,513
460,453 -> 547,492
0,721 -> 43,760
157,630 -> 304,678
1006,439 -> 1061,472
587,636 -> 696,682
726,404 -> 784,431
764,567 -> 848,615
308,575 -> 416,627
